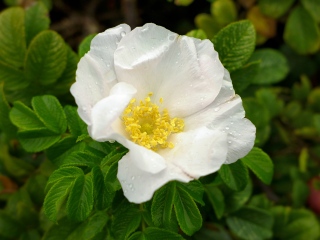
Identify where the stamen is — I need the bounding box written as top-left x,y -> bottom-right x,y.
122,93 -> 184,151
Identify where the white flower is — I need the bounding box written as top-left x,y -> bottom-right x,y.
71,23 -> 256,203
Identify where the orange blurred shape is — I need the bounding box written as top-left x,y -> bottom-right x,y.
247,6 -> 277,38
0,175 -> 18,194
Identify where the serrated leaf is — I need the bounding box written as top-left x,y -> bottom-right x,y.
10,101 -> 44,130
219,160 -> 249,191
64,105 -> 88,137
42,217 -> 80,240
112,203 -> 141,240
230,61 -> 260,93
78,34 -> 96,58
18,128 -> 61,152
48,46 -> 79,95
151,182 -> 176,229
256,88 -> 284,118
25,30 -> 67,85
44,177 -> 75,223
284,6 -> 320,54
128,227 -> 185,240
46,137 -> 86,166
0,60 -> 28,90
212,20 -> 255,72
227,206 -> 273,240
174,185 -> 202,236
241,147 -> 273,185
92,166 -> 114,210
176,180 -> 205,205
0,7 -> 26,68
205,185 -> 224,219
83,211 -> 109,239
32,95 -> 67,134
104,161 -> 121,192
62,151 -> 101,168
249,49 -> 289,84
67,174 -> 93,222
25,2 -> 50,46
45,166 -> 83,193
0,83 -> 17,137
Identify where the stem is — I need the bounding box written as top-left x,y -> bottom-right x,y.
139,204 -> 146,231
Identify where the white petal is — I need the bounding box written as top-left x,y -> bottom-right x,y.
184,96 -> 255,164
114,23 -> 224,118
89,82 -> 136,140
158,127 -> 228,179
117,149 -> 191,203
71,24 -> 131,124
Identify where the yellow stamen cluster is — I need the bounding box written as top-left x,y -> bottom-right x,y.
122,93 -> 184,151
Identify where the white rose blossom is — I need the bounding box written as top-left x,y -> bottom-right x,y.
71,23 -> 256,203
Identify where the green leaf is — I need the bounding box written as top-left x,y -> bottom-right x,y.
83,211 -> 109,239
104,161 -> 121,192
128,227 -> 185,240
249,49 -> 289,84
193,224 -> 232,240
301,0 -> 320,22
0,211 -> 23,238
219,160 -> 249,191
186,29 -> 207,40
78,34 -> 96,58
32,95 -> 67,134
44,177 -> 75,223
39,0 -> 53,10
46,137 -> 86,166
230,61 -> 260,93
10,101 -> 44,130
25,174 -> 48,205
92,166 -> 114,210
42,217 -> 80,240
205,185 -> 224,219
112,202 -> 141,240
0,7 -> 26,68
176,180 -> 204,205
0,83 -> 17,137
258,0 -> 295,18
25,30 -> 67,85
210,0 -> 237,26
292,180 -> 310,208
241,147 -> 273,185
212,20 -> 256,72
256,88 -> 284,118
284,6 -> 320,54
18,128 -> 61,152
45,166 -> 83,192
314,114 -> 320,135
62,151 -> 101,168
152,182 -> 176,229
174,185 -> 202,236
48,46 -> 79,95
67,174 -> 93,222
272,207 -> 320,240
0,60 -> 28,90
223,179 -> 253,213
227,206 -> 273,240
195,13 -> 221,39
64,105 -> 88,137
25,2 -> 50,46
243,98 -> 270,128
19,230 -> 41,240
292,75 -> 312,101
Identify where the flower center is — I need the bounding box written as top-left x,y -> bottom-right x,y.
122,92 -> 184,151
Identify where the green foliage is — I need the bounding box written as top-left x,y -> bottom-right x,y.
219,160 -> 249,191
212,20 -> 256,72
284,6 -> 320,54
258,0 -> 295,19
78,34 -> 96,58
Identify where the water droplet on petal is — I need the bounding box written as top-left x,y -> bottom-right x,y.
228,141 -> 232,144
214,107 -> 220,112
229,87 -> 233,90
120,31 -> 126,37
168,35 -> 175,41
200,97 -> 204,101
131,188 -> 135,192
129,184 -> 133,188
131,176 -> 135,180
226,127 -> 229,130
230,122 -> 233,124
